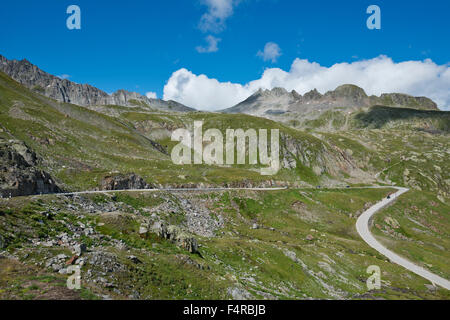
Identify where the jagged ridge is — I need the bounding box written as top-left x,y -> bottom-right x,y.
0,54 -> 194,112
223,84 -> 438,117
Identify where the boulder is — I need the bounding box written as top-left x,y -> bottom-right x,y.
151,221 -> 168,238
100,173 -> 152,191
139,225 -> 148,236
175,232 -> 199,254
151,222 -> 199,254
73,243 -> 87,256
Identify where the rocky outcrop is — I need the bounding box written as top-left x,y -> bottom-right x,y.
100,173 -> 152,191
0,55 -> 194,112
150,221 -> 199,253
0,139 -> 61,197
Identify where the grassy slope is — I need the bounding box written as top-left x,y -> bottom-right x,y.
302,109 -> 449,290
1,188 -> 448,300
286,107 -> 450,297
353,106 -> 450,132
0,72 -> 370,189
0,71 -> 168,189
118,111 -> 351,185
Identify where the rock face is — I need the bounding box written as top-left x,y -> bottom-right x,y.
0,139 -> 61,197
279,133 -> 371,182
100,173 -> 152,191
223,84 -> 438,116
0,55 -> 194,112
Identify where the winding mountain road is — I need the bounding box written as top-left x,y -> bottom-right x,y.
25,184 -> 450,290
356,186 -> 450,290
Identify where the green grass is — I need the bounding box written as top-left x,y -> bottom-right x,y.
353,106 -> 450,132
372,190 -> 450,280
1,188 -> 449,299
1,75 -> 314,189
1,69 -> 449,300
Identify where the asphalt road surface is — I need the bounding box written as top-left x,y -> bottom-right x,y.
356,187 -> 450,290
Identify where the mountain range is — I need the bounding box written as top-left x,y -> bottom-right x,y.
0,54 -> 449,300
0,54 -> 440,118
0,53 -> 447,196
222,85 -> 438,120
0,55 -> 194,113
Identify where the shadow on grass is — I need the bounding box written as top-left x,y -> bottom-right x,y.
354,105 -> 450,132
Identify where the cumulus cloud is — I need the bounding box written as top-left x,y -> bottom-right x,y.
196,35 -> 221,53
257,42 -> 282,63
58,74 -> 71,80
163,68 -> 250,110
146,91 -> 157,99
199,0 -> 239,33
163,55 -> 450,111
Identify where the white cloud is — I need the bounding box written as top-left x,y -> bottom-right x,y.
58,74 -> 71,80
257,42 -> 282,63
163,68 -> 250,110
163,55 -> 450,111
196,35 -> 221,53
199,0 -> 239,33
146,91 -> 157,99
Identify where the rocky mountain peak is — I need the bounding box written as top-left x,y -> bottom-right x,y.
223,82 -> 439,118
255,87 -> 291,99
325,84 -> 368,100
291,90 -> 301,99
303,88 -> 323,101
270,87 -> 289,97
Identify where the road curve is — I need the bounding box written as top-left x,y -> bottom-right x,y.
356,186 -> 450,290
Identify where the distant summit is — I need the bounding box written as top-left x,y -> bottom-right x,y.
222,84 -> 438,117
0,54 -> 194,112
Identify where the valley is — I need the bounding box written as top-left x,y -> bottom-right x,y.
0,55 -> 448,300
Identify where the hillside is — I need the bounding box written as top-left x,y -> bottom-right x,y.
1,64 -> 448,197
2,187 -> 449,300
0,62 -> 449,301
0,69 -> 386,192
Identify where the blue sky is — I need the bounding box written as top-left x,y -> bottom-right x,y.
0,0 -> 449,109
